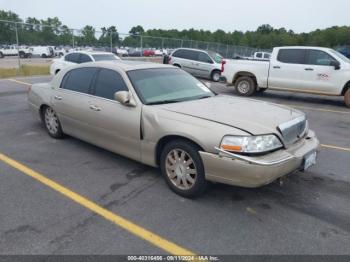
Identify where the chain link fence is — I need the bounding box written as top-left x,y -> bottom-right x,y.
0,19 -> 268,71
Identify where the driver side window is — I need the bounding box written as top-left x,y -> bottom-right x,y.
93,69 -> 128,100
306,50 -> 337,66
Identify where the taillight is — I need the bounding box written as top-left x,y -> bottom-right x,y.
221,60 -> 226,72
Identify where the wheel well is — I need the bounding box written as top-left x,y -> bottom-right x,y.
232,72 -> 257,86
341,81 -> 350,95
39,104 -> 48,122
155,135 -> 204,166
211,69 -> 221,75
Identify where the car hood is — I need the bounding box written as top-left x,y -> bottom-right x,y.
158,95 -> 304,135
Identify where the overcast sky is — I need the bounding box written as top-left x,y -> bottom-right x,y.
1,0 -> 349,34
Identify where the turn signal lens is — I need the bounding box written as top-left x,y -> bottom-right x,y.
221,144 -> 242,152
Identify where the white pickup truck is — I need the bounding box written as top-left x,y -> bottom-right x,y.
221,46 -> 350,107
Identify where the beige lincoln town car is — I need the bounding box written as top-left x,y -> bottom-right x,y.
28,61 -> 319,197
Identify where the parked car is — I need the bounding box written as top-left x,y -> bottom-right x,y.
31,46 -> 54,58
154,49 -> 163,56
50,51 -> 121,75
221,46 -> 350,107
53,47 -> 68,57
128,49 -> 142,57
116,48 -> 129,57
253,51 -> 271,60
169,48 -> 223,82
0,45 -> 32,58
143,49 -> 155,57
28,62 -> 319,197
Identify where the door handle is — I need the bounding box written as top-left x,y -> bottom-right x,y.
54,95 -> 62,100
304,68 -> 314,71
273,66 -> 281,69
89,105 -> 101,111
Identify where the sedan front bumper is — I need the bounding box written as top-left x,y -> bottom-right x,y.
199,130 -> 319,188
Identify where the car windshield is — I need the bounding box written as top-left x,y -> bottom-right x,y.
127,68 -> 215,105
329,49 -> 350,63
92,54 -> 119,61
208,51 -> 223,63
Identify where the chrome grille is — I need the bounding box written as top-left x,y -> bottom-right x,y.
277,116 -> 307,145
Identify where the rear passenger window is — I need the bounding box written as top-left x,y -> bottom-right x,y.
306,50 -> 337,66
61,68 -> 98,94
277,49 -> 306,64
182,50 -> 197,60
93,69 -> 128,100
79,54 -> 92,63
65,53 -> 80,63
256,53 -> 262,58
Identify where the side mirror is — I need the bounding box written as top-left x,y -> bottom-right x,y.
330,60 -> 341,70
114,91 -> 136,107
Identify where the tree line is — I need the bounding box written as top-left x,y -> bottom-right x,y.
1,10 -> 349,49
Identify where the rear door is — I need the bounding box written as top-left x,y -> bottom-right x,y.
88,68 -> 142,161
52,67 -> 99,142
268,49 -> 306,90
298,49 -> 342,94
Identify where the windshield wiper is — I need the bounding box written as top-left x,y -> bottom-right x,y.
146,99 -> 184,105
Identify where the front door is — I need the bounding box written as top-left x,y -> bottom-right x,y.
298,49 -> 342,94
86,68 -> 142,162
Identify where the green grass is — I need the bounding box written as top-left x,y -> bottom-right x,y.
0,65 -> 50,78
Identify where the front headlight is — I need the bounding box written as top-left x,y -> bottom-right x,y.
220,135 -> 283,154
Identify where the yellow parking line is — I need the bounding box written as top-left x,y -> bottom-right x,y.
0,152 -> 196,256
281,104 -> 350,115
7,78 -> 32,87
321,144 -> 350,152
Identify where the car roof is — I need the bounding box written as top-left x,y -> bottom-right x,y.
73,60 -> 175,72
275,46 -> 333,51
70,51 -> 116,56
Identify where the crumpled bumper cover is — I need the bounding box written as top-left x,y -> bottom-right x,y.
199,130 -> 319,188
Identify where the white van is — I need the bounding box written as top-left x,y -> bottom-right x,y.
31,46 -> 54,58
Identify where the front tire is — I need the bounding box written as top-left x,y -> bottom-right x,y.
211,70 -> 221,82
235,76 -> 256,96
344,88 -> 350,108
42,106 -> 64,138
160,140 -> 207,198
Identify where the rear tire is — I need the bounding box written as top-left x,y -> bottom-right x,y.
41,54 -> 47,58
160,139 -> 207,198
0,52 -> 4,58
42,106 -> 64,139
235,76 -> 256,96
344,88 -> 350,108
19,51 -> 25,58
211,70 -> 221,82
